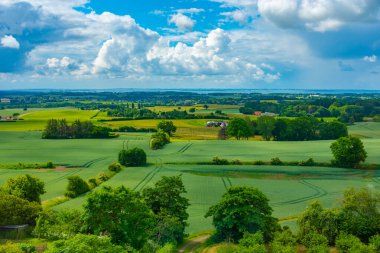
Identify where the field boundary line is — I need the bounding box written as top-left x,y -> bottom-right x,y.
178,142 -> 192,153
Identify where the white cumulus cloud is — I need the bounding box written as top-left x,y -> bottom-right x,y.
258,0 -> 380,32
169,13 -> 196,32
363,55 -> 377,63
1,35 -> 20,49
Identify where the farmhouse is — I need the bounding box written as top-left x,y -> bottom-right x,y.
0,98 -> 11,103
206,121 -> 228,128
0,116 -> 19,121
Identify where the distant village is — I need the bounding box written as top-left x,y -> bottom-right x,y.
0,98 -> 22,121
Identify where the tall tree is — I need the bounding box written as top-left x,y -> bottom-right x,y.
257,116 -> 276,141
205,186 -> 277,242
157,121 -> 177,136
330,136 -> 367,168
82,186 -> 154,249
2,174 -> 45,203
227,118 -> 252,140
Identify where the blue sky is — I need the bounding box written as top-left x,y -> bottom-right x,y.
0,0 -> 380,89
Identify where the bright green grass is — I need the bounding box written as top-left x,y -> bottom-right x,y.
0,108 -> 100,131
0,122 -> 379,234
0,108 -> 56,117
348,122 -> 380,138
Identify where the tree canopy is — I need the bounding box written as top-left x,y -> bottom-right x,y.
330,135 -> 367,168
118,147 -> 147,166
1,174 -> 45,203
227,118 -> 252,140
157,120 -> 177,136
205,186 -> 277,242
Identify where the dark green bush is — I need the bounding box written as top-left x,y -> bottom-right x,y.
108,162 -> 122,172
64,176 -> 90,198
212,157 -> 229,165
118,148 -> 147,166
270,157 -> 283,165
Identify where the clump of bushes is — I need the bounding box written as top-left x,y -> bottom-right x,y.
212,156 -> 229,165
231,159 -> 243,165
270,157 -> 283,165
150,130 -> 170,150
108,162 -> 122,172
64,176 -> 90,198
299,158 -> 316,166
118,148 -> 147,166
118,126 -> 157,133
253,160 -> 266,165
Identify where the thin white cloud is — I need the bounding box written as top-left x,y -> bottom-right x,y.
1,35 -> 20,49
221,10 -> 250,24
363,55 -> 377,63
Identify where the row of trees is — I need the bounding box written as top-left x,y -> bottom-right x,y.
33,175 -> 190,252
150,121 -> 176,150
42,119 -> 113,139
227,116 -> 348,141
206,186 -> 380,252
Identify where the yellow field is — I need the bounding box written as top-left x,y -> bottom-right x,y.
148,104 -> 241,113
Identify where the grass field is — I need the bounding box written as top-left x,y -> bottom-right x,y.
0,122 -> 379,233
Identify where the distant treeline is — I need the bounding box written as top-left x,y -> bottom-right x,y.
42,119 -> 114,139
257,116 -> 348,141
240,98 -> 380,122
106,107 -> 228,120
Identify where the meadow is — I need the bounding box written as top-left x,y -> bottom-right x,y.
0,121 -> 379,233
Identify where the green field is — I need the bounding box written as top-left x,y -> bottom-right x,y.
0,122 -> 379,233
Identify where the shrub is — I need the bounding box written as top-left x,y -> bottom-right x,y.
46,162 -> 54,168
238,232 -> 266,253
270,157 -> 283,165
302,232 -> 329,253
330,136 -> 367,168
336,234 -> 372,253
108,162 -> 122,172
1,174 -> 45,203
253,160 -> 266,165
231,159 -> 243,165
118,148 -> 147,166
299,158 -> 316,166
150,130 -> 170,150
19,243 -> 36,253
0,241 -> 23,253
370,235 -> 380,251
0,193 -> 42,226
271,230 -> 297,253
64,176 -> 90,198
88,178 -> 98,189
212,157 -> 229,165
157,121 -> 177,136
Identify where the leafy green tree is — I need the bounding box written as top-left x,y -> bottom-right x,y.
0,241 -> 23,253
1,174 -> 45,203
34,209 -> 83,240
319,121 -> 347,140
0,193 -> 42,226
157,121 -> 177,136
150,214 -> 184,246
297,201 -> 340,244
271,229 -> 297,253
64,176 -> 90,198
257,116 -> 276,141
227,118 -> 252,140
150,130 -> 170,150
335,233 -> 374,253
237,232 -> 266,253
369,235 -> 380,252
339,188 -> 380,242
205,186 -> 277,242
301,232 -> 329,253
82,186 -> 154,249
45,234 -> 126,253
118,147 -> 147,166
330,136 -> 367,168
143,176 -> 190,244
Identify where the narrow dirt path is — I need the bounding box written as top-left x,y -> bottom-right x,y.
178,235 -> 210,253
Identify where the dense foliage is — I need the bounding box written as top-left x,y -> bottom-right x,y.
42,119 -> 113,139
64,176 -> 90,198
330,135 -> 367,168
0,193 -> 41,226
150,130 -> 170,150
205,186 -> 277,242
157,121 -> 177,136
118,148 -> 147,166
143,175 -> 190,245
227,118 -> 252,140
1,174 -> 45,203
82,186 -> 154,249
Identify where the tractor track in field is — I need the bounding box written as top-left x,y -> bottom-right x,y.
46,157 -> 107,185
133,163 -> 162,191
272,180 -> 328,207
178,142 -> 193,153
81,157 -> 108,168
221,176 -> 233,190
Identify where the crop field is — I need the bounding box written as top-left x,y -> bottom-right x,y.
0,122 -> 379,233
